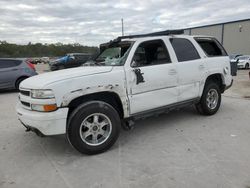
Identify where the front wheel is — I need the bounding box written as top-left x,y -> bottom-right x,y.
67,101 -> 121,155
196,82 -> 221,115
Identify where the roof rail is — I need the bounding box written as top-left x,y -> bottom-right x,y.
99,29 -> 184,49
117,29 -> 184,40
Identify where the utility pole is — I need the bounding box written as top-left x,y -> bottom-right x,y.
121,18 -> 124,36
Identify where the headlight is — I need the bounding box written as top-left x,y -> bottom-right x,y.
31,104 -> 57,112
31,89 -> 55,99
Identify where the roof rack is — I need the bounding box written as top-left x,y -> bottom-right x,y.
117,29 -> 184,40
99,29 -> 184,49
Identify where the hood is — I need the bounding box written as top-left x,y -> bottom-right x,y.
20,66 -> 113,89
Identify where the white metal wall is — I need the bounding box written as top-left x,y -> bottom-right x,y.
184,19 -> 250,55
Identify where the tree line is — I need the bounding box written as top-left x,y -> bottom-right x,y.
0,41 -> 99,58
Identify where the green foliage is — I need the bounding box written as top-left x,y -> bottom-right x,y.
0,41 -> 99,58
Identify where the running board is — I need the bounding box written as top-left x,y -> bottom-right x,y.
125,98 -> 200,121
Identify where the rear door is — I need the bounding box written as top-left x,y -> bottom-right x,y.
0,60 -> 20,89
169,37 -> 205,101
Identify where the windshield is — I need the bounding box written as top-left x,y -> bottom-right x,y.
86,41 -> 133,66
54,55 -> 68,63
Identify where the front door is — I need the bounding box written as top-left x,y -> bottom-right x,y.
125,39 -> 178,114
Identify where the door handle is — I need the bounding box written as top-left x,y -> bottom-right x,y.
11,68 -> 18,71
169,69 -> 177,75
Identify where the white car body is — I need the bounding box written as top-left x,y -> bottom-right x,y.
237,55 -> 250,69
16,34 -> 233,136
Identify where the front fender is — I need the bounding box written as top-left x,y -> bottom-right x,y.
60,85 -> 130,118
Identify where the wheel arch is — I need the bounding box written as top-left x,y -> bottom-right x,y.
66,91 -> 126,121
200,73 -> 225,96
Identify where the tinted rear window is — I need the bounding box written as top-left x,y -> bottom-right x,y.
195,38 -> 227,57
170,38 -> 200,62
0,60 -> 22,68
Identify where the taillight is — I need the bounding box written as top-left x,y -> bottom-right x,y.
27,62 -> 36,71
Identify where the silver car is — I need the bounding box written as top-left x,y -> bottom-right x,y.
0,58 -> 37,90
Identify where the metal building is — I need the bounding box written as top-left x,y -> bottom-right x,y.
183,18 -> 250,55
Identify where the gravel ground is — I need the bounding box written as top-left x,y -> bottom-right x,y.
0,69 -> 250,188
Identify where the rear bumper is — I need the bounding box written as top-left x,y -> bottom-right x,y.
16,102 -> 68,136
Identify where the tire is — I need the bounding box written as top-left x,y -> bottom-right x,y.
50,66 -> 57,71
15,77 -> 28,90
67,101 -> 121,155
58,65 -> 64,70
245,63 -> 249,69
195,82 -> 221,115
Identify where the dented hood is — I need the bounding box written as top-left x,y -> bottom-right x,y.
20,66 -> 113,89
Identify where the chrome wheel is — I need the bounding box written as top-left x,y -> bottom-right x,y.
206,89 -> 219,110
79,113 -> 112,146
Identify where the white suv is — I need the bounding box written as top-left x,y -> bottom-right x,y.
16,30 -> 233,154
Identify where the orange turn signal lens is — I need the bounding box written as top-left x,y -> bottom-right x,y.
43,104 -> 58,112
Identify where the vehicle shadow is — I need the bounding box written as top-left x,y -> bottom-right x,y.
33,106 -> 199,157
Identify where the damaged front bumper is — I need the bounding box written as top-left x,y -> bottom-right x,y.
16,102 -> 69,136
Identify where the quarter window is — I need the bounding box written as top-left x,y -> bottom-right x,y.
195,38 -> 227,57
170,38 -> 200,62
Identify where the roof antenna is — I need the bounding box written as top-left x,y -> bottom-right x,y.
121,18 -> 124,36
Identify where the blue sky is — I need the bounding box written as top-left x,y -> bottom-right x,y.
0,0 -> 249,46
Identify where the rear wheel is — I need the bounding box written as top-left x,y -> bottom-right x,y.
67,101 -> 121,155
196,82 -> 221,115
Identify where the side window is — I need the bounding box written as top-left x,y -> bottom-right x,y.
15,60 -> 22,66
195,38 -> 227,57
170,38 -> 200,62
0,60 -> 19,69
132,40 -> 171,67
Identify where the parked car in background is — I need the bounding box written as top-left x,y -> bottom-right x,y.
236,55 -> 250,69
41,57 -> 50,64
49,53 -> 92,71
0,58 -> 37,90
229,54 -> 242,61
33,58 -> 42,64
